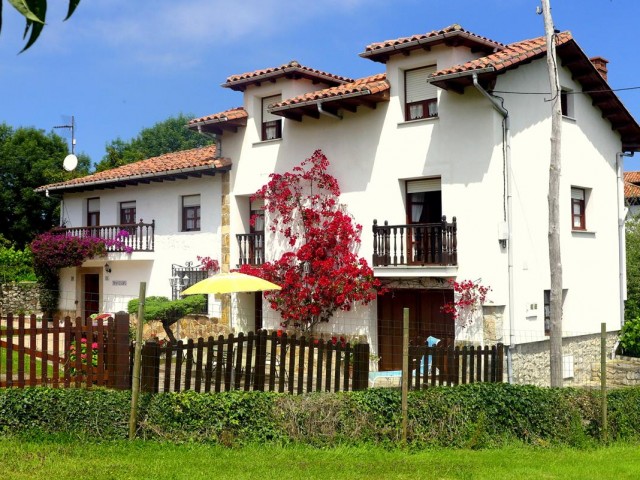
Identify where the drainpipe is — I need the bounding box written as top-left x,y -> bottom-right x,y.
473,73 -> 515,383
197,126 -> 222,158
317,101 -> 342,120
616,152 -> 633,333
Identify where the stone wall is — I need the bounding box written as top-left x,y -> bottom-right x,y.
0,282 -> 41,316
510,332 -> 619,387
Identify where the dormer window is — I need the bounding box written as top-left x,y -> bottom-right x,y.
405,66 -> 438,121
262,94 -> 282,141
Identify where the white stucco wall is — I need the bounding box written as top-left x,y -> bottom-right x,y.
60,175 -> 223,315
222,45 -> 625,348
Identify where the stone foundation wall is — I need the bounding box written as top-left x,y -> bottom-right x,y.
131,314 -> 233,342
0,282 -> 41,316
510,332 -> 619,387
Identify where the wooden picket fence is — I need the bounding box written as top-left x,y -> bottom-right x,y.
0,312 -> 130,389
407,343 -> 505,388
139,330 -> 370,394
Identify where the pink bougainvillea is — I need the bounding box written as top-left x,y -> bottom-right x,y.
239,149 -> 383,332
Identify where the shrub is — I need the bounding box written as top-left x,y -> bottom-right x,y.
619,317 -> 640,357
128,295 -> 207,324
0,244 -> 36,282
0,385 -> 639,447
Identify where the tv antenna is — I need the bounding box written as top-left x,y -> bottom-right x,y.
54,115 -> 78,171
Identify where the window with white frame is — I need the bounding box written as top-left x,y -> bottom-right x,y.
262,94 -> 282,141
405,66 -> 438,121
571,187 -> 587,230
181,194 -> 201,232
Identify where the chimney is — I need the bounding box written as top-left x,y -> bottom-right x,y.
590,56 -> 609,81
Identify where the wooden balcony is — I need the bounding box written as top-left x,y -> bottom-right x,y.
372,216 -> 457,267
54,220 -> 155,252
237,233 -> 265,266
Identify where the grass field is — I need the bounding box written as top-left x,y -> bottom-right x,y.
0,347 -> 54,377
1,439 -> 639,479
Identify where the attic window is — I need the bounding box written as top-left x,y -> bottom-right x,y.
561,88 -> 574,118
262,94 -> 282,141
405,66 -> 438,121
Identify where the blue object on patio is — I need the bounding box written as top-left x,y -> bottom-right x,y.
368,336 -> 440,387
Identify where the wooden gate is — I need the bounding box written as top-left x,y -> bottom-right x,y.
0,312 -> 130,389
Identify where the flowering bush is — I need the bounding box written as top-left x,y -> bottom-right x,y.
68,337 -> 100,376
441,279 -> 491,327
197,255 -> 220,274
239,150 -> 383,332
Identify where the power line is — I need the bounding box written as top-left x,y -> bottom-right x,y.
492,85 -> 640,96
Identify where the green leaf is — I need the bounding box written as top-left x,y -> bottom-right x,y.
64,0 -> 80,21
20,18 -> 44,53
8,0 -> 44,24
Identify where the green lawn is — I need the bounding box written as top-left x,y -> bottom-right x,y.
0,347 -> 54,378
1,440 -> 639,479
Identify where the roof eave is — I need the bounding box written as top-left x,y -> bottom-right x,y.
35,163 -> 231,194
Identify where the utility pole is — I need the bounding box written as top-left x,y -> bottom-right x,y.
541,0 -> 563,387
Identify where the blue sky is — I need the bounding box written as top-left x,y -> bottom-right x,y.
1,0 -> 640,169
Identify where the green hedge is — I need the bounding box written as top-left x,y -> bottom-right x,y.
127,295 -> 207,324
1,385 -> 639,447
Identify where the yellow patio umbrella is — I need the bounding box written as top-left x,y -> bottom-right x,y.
181,272 -> 282,295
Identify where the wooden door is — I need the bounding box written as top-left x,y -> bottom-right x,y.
377,288 -> 453,371
83,273 -> 100,323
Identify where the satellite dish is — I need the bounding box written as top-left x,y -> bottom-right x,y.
63,154 -> 78,172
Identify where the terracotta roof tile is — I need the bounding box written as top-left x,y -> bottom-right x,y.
625,181 -> 640,199
270,73 -> 389,109
36,145 -> 230,192
431,32 -> 572,78
361,24 -> 503,61
189,107 -> 247,125
624,171 -> 640,184
223,60 -> 352,91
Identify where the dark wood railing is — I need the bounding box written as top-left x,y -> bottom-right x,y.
236,233 -> 265,266
372,216 -> 457,267
54,219 -> 155,252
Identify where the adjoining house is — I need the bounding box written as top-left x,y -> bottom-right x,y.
35,145 -> 231,320
624,171 -> 640,219
38,24 -> 640,386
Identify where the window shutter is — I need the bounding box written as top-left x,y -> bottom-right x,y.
262,95 -> 281,123
183,194 -> 200,207
251,198 -> 265,210
571,188 -> 585,200
87,198 -> 100,211
407,178 -> 441,194
405,66 -> 438,103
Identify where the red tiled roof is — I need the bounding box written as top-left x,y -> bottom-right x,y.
625,181 -> 640,199
189,107 -> 247,126
36,145 -> 231,193
270,74 -> 389,110
222,60 -> 353,91
360,24 -> 503,62
430,32 -> 572,79
624,171 -> 640,184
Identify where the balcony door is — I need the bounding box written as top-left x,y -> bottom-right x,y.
377,288 -> 453,371
406,178 -> 441,265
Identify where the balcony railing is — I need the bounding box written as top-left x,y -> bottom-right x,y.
237,233 -> 265,266
372,216 -> 457,267
54,220 -> 155,252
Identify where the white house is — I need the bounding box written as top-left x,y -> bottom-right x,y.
39,25 -> 640,385
35,145 -> 231,319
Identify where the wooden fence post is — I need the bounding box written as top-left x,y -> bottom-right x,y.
140,341 -> 160,393
352,342 -> 369,390
112,311 -> 132,390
